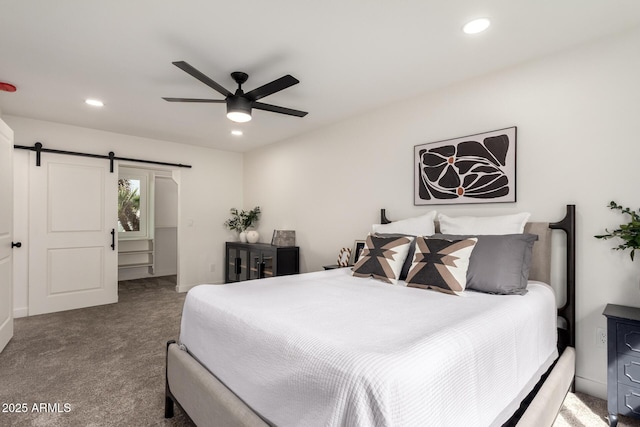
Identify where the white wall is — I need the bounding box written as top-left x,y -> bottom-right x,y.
154,176 -> 179,277
243,28 -> 640,398
8,115 -> 243,315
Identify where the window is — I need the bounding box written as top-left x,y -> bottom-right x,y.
118,168 -> 152,239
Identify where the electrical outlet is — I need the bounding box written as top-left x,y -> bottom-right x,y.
596,327 -> 607,348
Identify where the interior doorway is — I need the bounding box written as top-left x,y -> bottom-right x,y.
117,166 -> 178,282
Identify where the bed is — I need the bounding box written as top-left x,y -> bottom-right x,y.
165,205 -> 576,427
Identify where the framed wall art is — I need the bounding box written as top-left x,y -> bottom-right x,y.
414,127 -> 517,205
271,230 -> 296,246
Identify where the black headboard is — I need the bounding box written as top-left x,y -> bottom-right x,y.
380,205 -> 576,350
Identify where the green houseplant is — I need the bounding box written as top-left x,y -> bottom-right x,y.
117,179 -> 140,232
224,206 -> 261,242
595,201 -> 640,260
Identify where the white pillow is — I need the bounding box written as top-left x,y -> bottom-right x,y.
372,211 -> 437,236
438,212 -> 530,235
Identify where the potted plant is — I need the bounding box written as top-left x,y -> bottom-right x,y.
224,206 -> 261,243
595,201 -> 640,260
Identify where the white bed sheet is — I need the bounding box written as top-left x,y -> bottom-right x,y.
179,268 -> 558,427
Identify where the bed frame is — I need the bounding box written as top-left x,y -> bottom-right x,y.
165,205 -> 576,427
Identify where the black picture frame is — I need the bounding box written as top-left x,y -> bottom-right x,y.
350,240 -> 366,265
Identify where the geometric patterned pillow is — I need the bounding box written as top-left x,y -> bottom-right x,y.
406,237 -> 478,295
352,234 -> 414,285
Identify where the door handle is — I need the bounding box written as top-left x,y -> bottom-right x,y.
258,255 -> 265,279
11,241 -> 22,248
110,229 -> 115,250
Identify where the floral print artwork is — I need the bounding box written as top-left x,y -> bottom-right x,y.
414,127 -> 516,205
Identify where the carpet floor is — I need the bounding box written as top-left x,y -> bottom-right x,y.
0,276 -> 639,427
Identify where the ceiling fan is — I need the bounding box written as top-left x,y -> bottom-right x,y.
163,61 -> 308,123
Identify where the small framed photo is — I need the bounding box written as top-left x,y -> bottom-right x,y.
350,240 -> 366,265
337,247 -> 352,267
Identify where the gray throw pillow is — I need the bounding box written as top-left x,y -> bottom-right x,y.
432,233 -> 538,295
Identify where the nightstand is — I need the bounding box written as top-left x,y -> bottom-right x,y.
323,264 -> 348,270
603,303 -> 640,426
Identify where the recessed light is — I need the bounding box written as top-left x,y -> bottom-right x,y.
463,18 -> 490,34
231,130 -> 243,136
85,99 -> 104,107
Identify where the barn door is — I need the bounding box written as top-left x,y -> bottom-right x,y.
0,119 -> 14,352
28,153 -> 118,315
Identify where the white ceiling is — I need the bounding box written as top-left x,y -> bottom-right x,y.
1,1 -> 640,153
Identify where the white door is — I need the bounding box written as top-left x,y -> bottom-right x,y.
0,119 -> 14,352
29,153 -> 118,315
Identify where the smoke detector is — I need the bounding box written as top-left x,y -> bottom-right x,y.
0,82 -> 17,92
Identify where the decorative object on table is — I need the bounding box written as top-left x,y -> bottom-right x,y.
271,230 -> 296,246
337,247 -> 352,267
595,201 -> 640,260
223,206 -> 261,242
350,240 -> 366,265
414,126 -> 516,205
246,230 -> 260,243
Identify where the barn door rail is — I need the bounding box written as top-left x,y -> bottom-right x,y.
14,142 -> 192,172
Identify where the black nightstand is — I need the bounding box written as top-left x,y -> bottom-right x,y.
323,265 -> 348,270
603,303 -> 640,426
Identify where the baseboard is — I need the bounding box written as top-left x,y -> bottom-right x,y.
574,375 -> 606,400
13,307 -> 28,318
154,269 -> 177,277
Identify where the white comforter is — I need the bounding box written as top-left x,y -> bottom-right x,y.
179,268 -> 557,427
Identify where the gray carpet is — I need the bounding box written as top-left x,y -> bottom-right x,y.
0,276 -> 193,426
1,276 -> 639,427
556,392 -> 640,427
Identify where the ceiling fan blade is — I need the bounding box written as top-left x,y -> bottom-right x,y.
172,61 -> 232,97
245,75 -> 299,101
253,102 -> 308,117
162,97 -> 226,103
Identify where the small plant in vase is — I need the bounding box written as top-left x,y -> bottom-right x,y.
224,206 -> 261,243
595,201 -> 640,260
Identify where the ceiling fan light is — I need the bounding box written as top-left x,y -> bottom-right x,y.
227,111 -> 252,123
226,96 -> 252,122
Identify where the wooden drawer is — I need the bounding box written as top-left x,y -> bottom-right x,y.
618,323 -> 640,357
618,354 -> 640,387
618,383 -> 640,416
